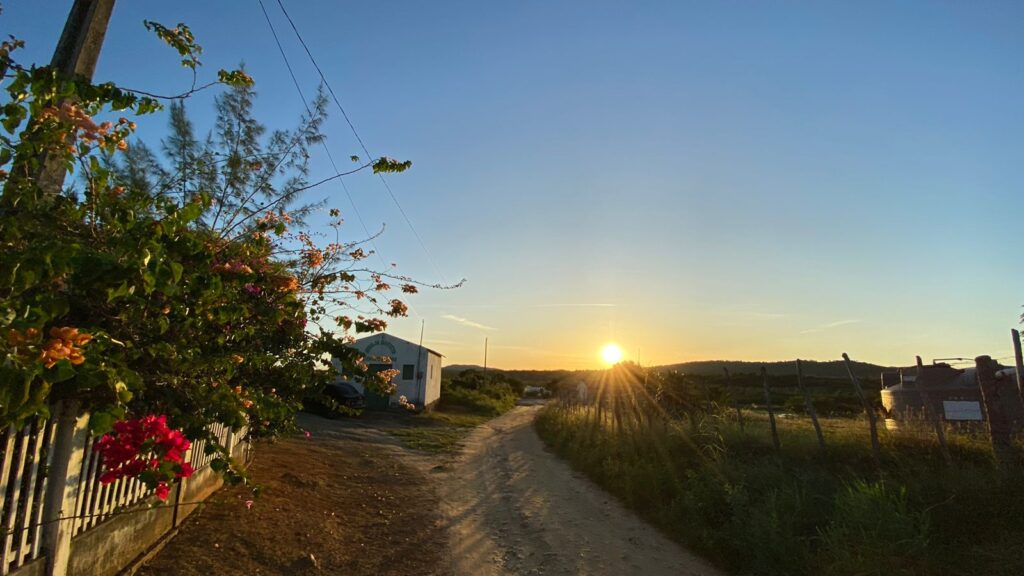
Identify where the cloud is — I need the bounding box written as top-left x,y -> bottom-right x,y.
800,319 -> 862,334
750,312 -> 786,320
441,314 -> 496,331
526,303 -> 617,308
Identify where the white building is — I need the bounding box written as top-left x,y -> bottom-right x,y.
341,333 -> 443,410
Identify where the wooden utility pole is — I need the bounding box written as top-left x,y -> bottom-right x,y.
482,337 -> 488,384
842,353 -> 881,464
795,359 -> 826,452
761,367 -> 781,452
31,0 -> 118,195
29,4 -> 116,575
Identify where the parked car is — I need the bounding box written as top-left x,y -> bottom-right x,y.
303,380 -> 366,417
523,386 -> 551,398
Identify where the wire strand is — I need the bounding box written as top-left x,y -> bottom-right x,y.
273,0 -> 449,286
256,0 -> 422,319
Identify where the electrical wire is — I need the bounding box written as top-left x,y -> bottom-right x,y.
273,0 -> 449,286
256,0 -> 421,320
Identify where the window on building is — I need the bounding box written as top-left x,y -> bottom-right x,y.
402,364 -> 415,380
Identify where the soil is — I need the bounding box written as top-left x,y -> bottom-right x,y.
136,431 -> 448,576
434,405 -> 722,576
139,405 -> 722,575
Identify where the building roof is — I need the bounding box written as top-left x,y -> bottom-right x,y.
353,332 -> 444,358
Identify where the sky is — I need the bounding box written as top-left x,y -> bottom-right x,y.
6,1 -> 1024,370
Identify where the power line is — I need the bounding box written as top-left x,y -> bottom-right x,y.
256,0 -> 422,321
273,0 -> 449,286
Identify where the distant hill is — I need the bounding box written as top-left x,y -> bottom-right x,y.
653,359 -> 895,380
444,359 -> 898,383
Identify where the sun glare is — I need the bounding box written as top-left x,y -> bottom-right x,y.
601,343 -> 624,366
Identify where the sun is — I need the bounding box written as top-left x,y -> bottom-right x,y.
601,343 -> 624,366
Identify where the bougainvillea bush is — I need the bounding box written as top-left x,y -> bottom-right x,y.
0,20 -> 431,486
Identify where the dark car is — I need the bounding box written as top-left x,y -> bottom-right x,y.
303,380 -> 366,416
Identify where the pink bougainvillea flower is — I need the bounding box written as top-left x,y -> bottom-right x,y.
304,431 -> 311,438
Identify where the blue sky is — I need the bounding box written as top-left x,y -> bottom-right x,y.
7,1 -> 1024,368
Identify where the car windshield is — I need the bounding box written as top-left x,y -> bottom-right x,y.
334,382 -> 358,395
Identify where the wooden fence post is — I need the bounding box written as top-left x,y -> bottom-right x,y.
915,356 -> 953,467
722,368 -> 745,430
41,401 -> 89,576
1012,329 -> 1024,407
796,359 -> 826,452
842,353 -> 881,464
976,355 -> 1016,465
761,367 -> 781,452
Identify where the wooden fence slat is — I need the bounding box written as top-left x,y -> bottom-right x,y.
18,420 -> 48,565
72,434 -> 95,535
0,426 -> 16,560
2,424 -> 32,571
30,420 -> 57,558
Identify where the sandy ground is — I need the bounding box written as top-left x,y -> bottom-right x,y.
141,406 -> 722,575
137,433 -> 448,576
434,405 -> 723,576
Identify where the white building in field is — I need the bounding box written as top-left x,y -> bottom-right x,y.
341,333 -> 443,410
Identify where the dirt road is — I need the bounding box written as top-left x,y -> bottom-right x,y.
142,406 -> 721,575
435,405 -> 722,576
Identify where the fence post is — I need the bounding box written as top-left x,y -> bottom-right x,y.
915,356 -> 953,467
976,355 -> 1016,465
761,367 -> 781,452
842,353 -> 881,464
41,401 -> 89,576
795,359 -> 826,453
722,368 -> 744,430
1012,329 -> 1024,407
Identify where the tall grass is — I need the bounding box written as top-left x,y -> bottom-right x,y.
535,405 -> 1024,575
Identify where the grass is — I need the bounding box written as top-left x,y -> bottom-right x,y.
535,404 -> 1024,576
385,407 -> 495,453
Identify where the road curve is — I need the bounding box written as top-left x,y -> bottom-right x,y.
434,405 -> 724,576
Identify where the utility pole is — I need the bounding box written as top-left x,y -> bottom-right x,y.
18,0 -> 118,196
482,337 -> 488,384
30,5 -> 116,576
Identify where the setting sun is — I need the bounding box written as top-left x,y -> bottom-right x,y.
600,343 -> 624,366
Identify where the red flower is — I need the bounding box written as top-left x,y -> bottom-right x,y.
93,414 -> 195,498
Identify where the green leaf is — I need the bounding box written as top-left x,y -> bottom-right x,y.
169,261 -> 184,283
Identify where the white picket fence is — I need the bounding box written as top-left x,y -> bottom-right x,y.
0,414 -> 246,576
0,419 -> 53,574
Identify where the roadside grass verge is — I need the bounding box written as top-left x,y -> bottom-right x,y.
386,373 -> 522,453
535,405 -> 1024,576
385,407 -> 496,453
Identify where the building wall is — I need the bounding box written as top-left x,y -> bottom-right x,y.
344,334 -> 443,408
424,352 -> 442,409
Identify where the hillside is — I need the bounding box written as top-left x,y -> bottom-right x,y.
443,359 -> 896,384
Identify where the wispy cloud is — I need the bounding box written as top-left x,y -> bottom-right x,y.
526,303 -> 617,309
441,314 -> 496,331
800,319 -> 862,334
750,312 -> 786,320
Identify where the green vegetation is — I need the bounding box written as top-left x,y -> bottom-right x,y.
0,22 -> 415,482
385,409 -> 491,453
535,365 -> 1024,576
384,370 -> 526,453
436,369 -> 522,416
